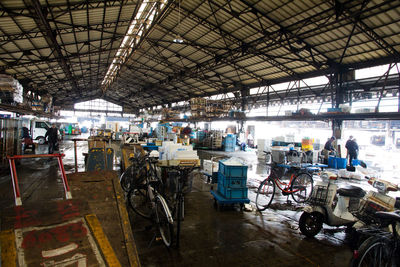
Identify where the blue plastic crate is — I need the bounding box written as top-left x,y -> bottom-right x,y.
218,160 -> 248,177
352,159 -> 361,166
336,157 -> 347,169
218,186 -> 248,199
328,156 -> 347,169
218,172 -> 247,188
225,139 -> 236,145
224,145 -> 236,152
143,145 -> 158,151
328,156 -> 336,168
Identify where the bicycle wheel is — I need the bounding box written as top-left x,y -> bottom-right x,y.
120,165 -> 135,192
155,196 -> 174,247
256,177 -> 275,211
175,194 -> 184,247
350,235 -> 394,267
291,172 -> 313,203
127,185 -> 152,219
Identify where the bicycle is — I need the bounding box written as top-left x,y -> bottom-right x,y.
127,155 -> 174,247
256,162 -> 314,211
120,152 -> 159,192
120,156 -> 145,192
165,164 -> 198,248
350,211 -> 400,267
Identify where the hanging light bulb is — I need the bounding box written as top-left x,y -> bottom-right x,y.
173,0 -> 184,43
173,34 -> 184,43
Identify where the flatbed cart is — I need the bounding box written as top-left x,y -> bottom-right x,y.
211,190 -> 250,211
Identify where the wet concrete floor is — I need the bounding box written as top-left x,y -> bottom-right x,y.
1,140 -> 358,266
130,149 -> 356,267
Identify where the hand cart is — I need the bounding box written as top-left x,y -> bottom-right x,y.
211,190 -> 250,211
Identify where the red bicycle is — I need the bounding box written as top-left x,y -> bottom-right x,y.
256,163 -> 314,211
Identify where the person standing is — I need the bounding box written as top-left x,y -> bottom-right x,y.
21,124 -> 32,153
346,138 -> 359,166
345,136 -> 353,162
322,136 -> 336,164
324,136 -> 336,152
45,123 -> 58,154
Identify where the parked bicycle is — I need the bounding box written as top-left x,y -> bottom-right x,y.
256,162 -> 314,211
120,152 -> 159,192
127,155 -> 173,247
165,164 -> 198,248
350,210 -> 400,267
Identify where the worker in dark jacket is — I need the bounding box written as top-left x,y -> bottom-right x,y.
324,136 -> 336,151
45,123 -> 58,154
346,138 -> 359,166
322,136 -> 336,164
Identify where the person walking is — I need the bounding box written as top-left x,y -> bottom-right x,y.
45,123 -> 58,154
346,138 -> 359,166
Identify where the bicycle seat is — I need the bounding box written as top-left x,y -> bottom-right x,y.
374,211 -> 400,223
337,185 -> 366,198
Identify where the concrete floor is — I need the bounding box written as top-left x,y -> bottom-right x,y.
130,149 -> 354,267
0,140 -> 356,266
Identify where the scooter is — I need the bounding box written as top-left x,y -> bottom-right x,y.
299,172 -> 400,237
299,172 -> 365,237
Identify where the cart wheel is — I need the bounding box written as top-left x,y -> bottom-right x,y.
240,203 -> 244,211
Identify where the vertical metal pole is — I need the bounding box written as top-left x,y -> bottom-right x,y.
266,86 -> 269,116
9,159 -> 22,206
57,155 -> 72,199
74,140 -> 78,173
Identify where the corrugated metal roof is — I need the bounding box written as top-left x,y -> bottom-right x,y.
1,0 -> 400,109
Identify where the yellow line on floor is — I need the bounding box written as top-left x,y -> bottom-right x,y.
112,177 -> 141,267
0,229 -> 16,267
85,214 -> 121,267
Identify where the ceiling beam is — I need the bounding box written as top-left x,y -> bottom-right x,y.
24,0 -> 81,97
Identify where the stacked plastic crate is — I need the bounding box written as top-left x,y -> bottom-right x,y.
217,159 -> 248,199
224,134 -> 236,152
212,130 -> 223,149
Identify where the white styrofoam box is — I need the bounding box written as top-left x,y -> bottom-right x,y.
339,104 -> 351,113
203,160 -> 219,175
257,139 -> 271,158
271,147 -> 288,163
159,141 -> 197,160
174,150 -> 198,159
286,134 -> 295,142
312,151 -> 319,163
285,110 -> 292,116
274,136 -> 285,142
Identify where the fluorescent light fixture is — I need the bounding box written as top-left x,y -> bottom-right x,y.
102,1 -> 167,88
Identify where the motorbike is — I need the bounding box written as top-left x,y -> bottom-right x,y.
299,172 -> 400,237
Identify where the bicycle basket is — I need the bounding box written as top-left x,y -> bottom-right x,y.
307,185 -> 329,205
356,198 -> 392,225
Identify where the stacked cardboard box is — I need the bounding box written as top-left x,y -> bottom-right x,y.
0,74 -> 23,103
